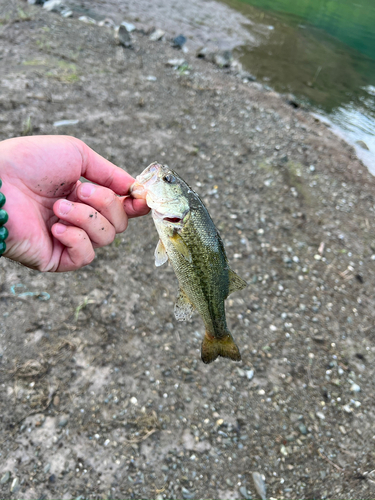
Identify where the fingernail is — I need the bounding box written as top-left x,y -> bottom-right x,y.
54,223 -> 67,235
59,200 -> 73,215
80,183 -> 95,198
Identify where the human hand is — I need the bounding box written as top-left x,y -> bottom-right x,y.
0,135 -> 149,271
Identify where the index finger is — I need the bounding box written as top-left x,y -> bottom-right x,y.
68,137 -> 136,195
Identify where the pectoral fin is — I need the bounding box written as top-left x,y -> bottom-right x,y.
155,239 -> 168,267
169,233 -> 192,263
228,268 -> 247,296
174,289 -> 194,321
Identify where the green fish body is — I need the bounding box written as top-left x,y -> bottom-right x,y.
131,162 -> 247,363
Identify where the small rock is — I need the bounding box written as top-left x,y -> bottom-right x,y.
280,444 -> 288,456
196,46 -> 211,58
166,58 -> 186,68
239,71 -> 257,82
237,368 -> 245,377
252,472 -> 266,500
0,471 -> 10,484
356,140 -> 369,150
53,119 -> 79,127
298,423 -> 308,435
239,485 -> 252,499
10,477 -> 20,494
213,50 -> 233,68
120,21 -> 136,32
149,29 -> 165,41
181,487 -> 194,499
316,411 -> 325,420
78,16 -> 97,24
115,24 -> 132,48
350,382 -> 361,392
58,414 -> 69,427
43,0 -> 63,11
246,369 -> 254,380
60,9 -> 72,18
343,404 -> 352,413
146,75 -> 157,81
173,34 -> 187,48
339,425 -> 346,435
43,463 -> 51,474
98,18 -> 115,27
48,474 -> 56,483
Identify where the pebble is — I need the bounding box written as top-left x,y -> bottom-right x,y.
58,415 -> 69,427
298,423 -> 308,435
280,444 -> 288,456
115,25 -> 132,48
167,58 -> 186,68
181,486 -> 194,499
43,463 -> 51,474
61,9 -> 73,18
350,382 -> 361,392
149,29 -> 165,41
78,16 -> 97,24
146,75 -> 157,82
0,471 -> 10,484
239,485 -> 252,499
173,34 -> 187,48
53,119 -> 79,127
10,477 -> 20,493
98,18 -> 115,27
120,21 -> 136,33
316,411 -> 325,420
356,140 -> 369,150
43,0 -> 63,11
246,369 -> 254,380
252,472 -> 266,500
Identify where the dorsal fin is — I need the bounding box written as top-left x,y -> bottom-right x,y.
228,268 -> 247,296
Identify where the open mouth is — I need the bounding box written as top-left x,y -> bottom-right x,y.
163,217 -> 182,223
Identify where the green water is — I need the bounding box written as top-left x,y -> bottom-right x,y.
233,0 -> 375,60
221,0 -> 375,170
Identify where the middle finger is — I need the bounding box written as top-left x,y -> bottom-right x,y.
53,199 -> 116,247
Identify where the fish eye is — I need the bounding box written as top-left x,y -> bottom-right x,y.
164,174 -> 176,184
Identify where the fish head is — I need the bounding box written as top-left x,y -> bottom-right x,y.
131,162 -> 190,226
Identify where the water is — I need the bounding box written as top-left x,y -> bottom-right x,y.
221,0 -> 375,171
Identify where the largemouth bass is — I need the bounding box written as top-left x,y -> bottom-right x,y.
131,162 -> 247,363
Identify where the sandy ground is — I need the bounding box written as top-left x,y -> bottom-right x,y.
1,1 -> 375,499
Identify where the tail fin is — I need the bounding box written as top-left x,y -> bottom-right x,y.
201,332 -> 241,364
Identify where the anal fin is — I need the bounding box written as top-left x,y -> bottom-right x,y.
174,289 -> 194,321
201,332 -> 241,364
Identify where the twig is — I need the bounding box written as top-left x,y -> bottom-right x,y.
318,450 -> 344,472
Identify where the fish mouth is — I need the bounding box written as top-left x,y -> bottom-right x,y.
129,180 -> 147,199
163,216 -> 182,223
153,209 -> 188,225
130,162 -> 162,199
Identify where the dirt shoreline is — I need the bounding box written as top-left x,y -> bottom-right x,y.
1,1 -> 375,499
